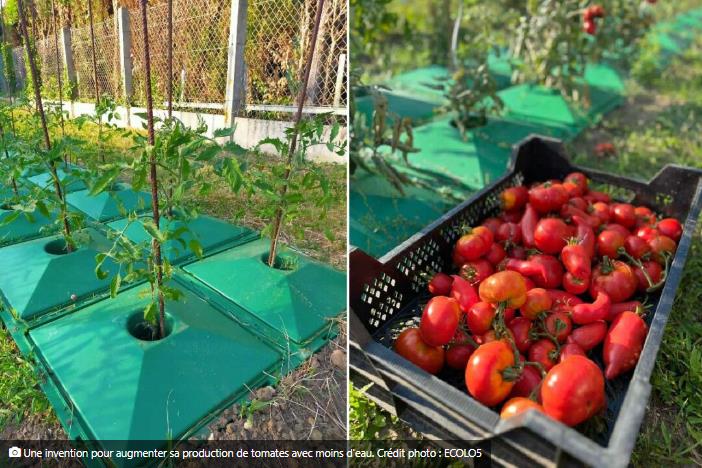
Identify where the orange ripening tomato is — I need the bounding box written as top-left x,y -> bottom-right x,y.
500,397 -> 544,419
465,340 -> 517,407
478,271 -> 528,309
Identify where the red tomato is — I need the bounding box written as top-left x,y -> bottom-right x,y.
501,209 -> 523,223
657,218 -> 682,242
500,397 -> 544,419
590,259 -> 637,303
583,19 -> 596,35
572,292 -> 611,325
573,218 -> 596,259
460,260 -> 494,286
633,260 -> 663,292
561,241 -> 591,279
586,191 -> 611,204
419,296 -> 461,347
635,226 -> 659,242
559,342 -> 586,362
545,312 -> 573,343
520,203 -> 539,248
534,218 -> 570,254
565,172 -> 588,195
446,343 -> 476,370
496,222 -> 522,245
649,235 -> 676,264
568,197 -> 588,211
597,230 -> 625,258
607,300 -> 644,321
541,356 -> 605,426
567,320 -> 607,351
603,311 -> 647,379
520,288 -> 552,320
547,289 -> 584,312
508,317 -> 534,353
563,272 -> 589,295
624,235 -> 651,260
590,202 -> 611,224
454,227 -> 493,262
501,186 -> 529,211
528,339 -> 558,371
634,206 -> 656,227
394,327 -> 445,375
611,203 -> 636,228
479,271 -> 528,308
509,244 -> 527,260
528,183 -> 568,214
465,340 -> 517,406
527,254 -> 564,289
428,272 -> 453,296
466,302 -> 496,335
451,275 -> 479,313
508,364 -> 543,399
603,223 -> 631,238
485,242 -> 507,266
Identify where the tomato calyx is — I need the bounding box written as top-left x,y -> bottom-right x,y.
600,255 -> 615,275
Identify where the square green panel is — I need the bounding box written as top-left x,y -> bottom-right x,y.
0,229 -> 118,321
107,215 -> 258,264
184,238 -> 346,346
29,283 -> 282,442
27,167 -> 87,193
66,183 -> 152,222
0,187 -> 57,247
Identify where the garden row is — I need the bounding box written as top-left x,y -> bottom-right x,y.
0,1 -> 345,460
350,7 -> 702,258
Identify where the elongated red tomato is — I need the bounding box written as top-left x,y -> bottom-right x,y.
541,356 -> 605,426
465,340 -> 517,406
451,275 -> 479,313
603,311 -> 647,379
567,321 -> 607,351
606,300 -> 643,321
419,296 -> 461,347
500,397 -> 544,419
561,241 -> 591,278
573,218 -> 596,259
394,328 -> 444,375
520,203 -> 539,248
572,292 -> 611,325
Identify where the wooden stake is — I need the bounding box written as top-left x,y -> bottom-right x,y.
140,0 -> 166,339
267,0 -> 325,267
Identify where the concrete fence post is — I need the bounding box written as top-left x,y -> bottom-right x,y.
117,7 -> 133,103
60,27 -> 76,99
224,0 -> 248,128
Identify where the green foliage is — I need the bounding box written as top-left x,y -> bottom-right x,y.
3,0 -> 18,27
245,114 -> 345,246
511,0 -> 590,100
93,116 -> 246,325
1,42 -> 17,94
349,382 -> 395,440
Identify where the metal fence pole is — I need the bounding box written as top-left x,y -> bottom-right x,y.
224,0 -> 247,127
333,52 -> 345,108
117,7 -> 132,104
60,27 -> 76,99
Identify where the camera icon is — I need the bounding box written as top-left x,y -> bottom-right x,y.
8,446 -> 22,458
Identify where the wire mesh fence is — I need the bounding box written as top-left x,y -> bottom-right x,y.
130,0 -> 230,107
14,0 -> 347,115
71,18 -> 121,101
244,0 -> 347,112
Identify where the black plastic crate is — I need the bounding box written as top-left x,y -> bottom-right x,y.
349,136 -> 702,467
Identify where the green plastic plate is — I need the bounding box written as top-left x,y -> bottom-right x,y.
29,281 -> 282,443
183,238 -> 345,347
27,167 -> 87,193
66,183 -> 152,222
0,229 -> 117,321
107,215 -> 258,264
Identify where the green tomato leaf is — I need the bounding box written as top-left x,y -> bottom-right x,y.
109,273 -> 122,298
